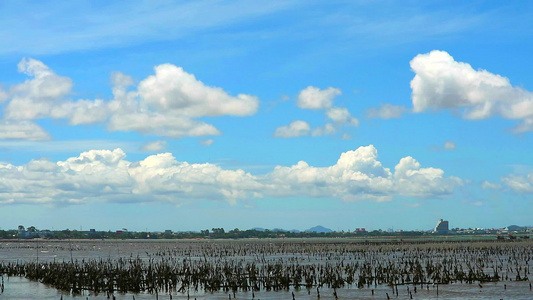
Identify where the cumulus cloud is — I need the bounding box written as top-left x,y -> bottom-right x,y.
138,64 -> 259,117
127,152 -> 262,204
111,71 -> 134,87
0,58 -> 259,139
274,120 -> 311,138
0,146 -> 462,205
326,107 -> 359,126
393,156 -> 460,198
5,58 -> 72,120
297,86 -> 341,110
0,120 -> 51,140
410,50 -> 533,132
111,64 -> 258,136
141,140 -> 167,152
0,148 -> 261,205
51,99 -> 110,125
366,104 -> 408,119
501,173 -> 533,194
265,145 -> 461,201
276,87 -> 358,138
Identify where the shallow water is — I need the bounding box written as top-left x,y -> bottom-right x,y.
1,239 -> 532,299
2,277 -> 532,299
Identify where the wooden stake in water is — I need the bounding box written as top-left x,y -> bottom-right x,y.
68,239 -> 73,263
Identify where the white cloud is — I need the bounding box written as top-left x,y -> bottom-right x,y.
444,141 -> 456,150
0,148 -> 261,205
430,141 -> 457,151
274,120 -> 311,138
0,87 -> 7,103
297,86 -> 341,110
200,139 -> 214,146
5,58 -> 73,120
265,145 -> 462,201
0,139 -> 139,155
111,71 -> 134,87
277,87 -> 357,138
501,173 -> 533,194
0,146 -> 463,205
481,181 -> 501,190
0,120 -> 50,140
108,112 -> 221,137
410,50 -> 533,132
141,140 -> 167,152
366,104 -> 408,119
109,63 -> 258,137
293,107 -> 358,137
129,153 -> 262,203
138,64 -> 259,117
513,118 -> 533,133
311,123 -> 337,136
326,107 -> 359,126
393,156 -> 461,198
279,108 -> 358,137
51,99 -> 110,125
0,59 -> 259,139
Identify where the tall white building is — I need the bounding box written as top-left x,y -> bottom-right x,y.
434,219 -> 449,233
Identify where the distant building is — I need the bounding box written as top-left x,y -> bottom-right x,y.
18,225 -> 27,238
354,228 -> 366,233
434,219 -> 449,233
164,230 -> 172,234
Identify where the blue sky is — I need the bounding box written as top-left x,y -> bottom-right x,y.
0,0 -> 531,232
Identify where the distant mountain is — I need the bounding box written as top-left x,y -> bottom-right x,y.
249,226 -> 329,233
305,225 -> 333,233
506,225 -> 523,231
251,227 -> 266,232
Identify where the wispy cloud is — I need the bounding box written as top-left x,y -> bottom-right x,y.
0,139 -> 139,154
0,0 -> 296,56
3,1 -> 526,58
429,141 -> 457,151
141,140 -> 167,152
199,139 -> 214,146
366,104 -> 408,120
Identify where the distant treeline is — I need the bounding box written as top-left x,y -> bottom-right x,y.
1,228 -> 530,240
